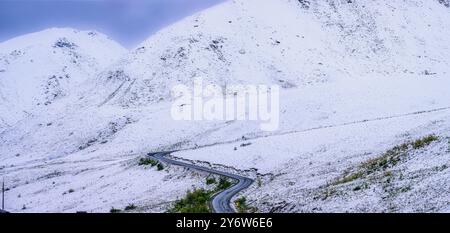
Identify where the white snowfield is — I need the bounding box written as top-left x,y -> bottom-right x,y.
0,0 -> 449,213
0,28 -> 127,128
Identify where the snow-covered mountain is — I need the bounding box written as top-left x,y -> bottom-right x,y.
0,28 -> 126,128
0,0 -> 449,213
95,0 -> 450,107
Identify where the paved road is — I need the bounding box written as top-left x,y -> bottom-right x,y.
149,152 -> 254,213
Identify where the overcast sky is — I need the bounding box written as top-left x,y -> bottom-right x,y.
0,0 -> 225,48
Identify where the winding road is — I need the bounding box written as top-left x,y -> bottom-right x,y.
147,107 -> 450,213
149,152 -> 254,213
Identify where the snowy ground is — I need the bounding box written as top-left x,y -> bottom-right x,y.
1,151 -> 212,213
176,104 -> 450,212
1,0 -> 449,213
2,73 -> 449,212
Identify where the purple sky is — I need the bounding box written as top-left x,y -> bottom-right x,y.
0,0 -> 225,47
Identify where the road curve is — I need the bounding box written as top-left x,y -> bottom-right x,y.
149,152 -> 254,213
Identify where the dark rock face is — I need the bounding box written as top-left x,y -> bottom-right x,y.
297,0 -> 310,9
54,38 -> 78,49
438,0 -> 450,7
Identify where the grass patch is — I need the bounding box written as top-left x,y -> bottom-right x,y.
315,188 -> 337,201
412,135 -> 439,149
334,172 -> 364,185
334,135 -> 438,185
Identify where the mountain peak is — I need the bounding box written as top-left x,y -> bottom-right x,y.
95,0 -> 450,107
0,27 -> 126,126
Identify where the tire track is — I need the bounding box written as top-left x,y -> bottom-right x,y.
177,106 -> 450,152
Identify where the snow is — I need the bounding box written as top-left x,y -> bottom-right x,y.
0,28 -> 126,127
0,0 -> 449,212
93,0 -> 450,107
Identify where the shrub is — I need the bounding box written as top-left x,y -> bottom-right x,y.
124,204 -> 137,211
110,207 -> 121,213
138,157 -> 159,166
234,196 -> 257,213
157,163 -> 164,171
169,189 -> 213,213
234,197 -> 247,213
206,177 -> 216,185
256,177 -> 262,187
216,177 -> 232,191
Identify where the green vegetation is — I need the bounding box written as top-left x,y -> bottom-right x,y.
169,177 -> 236,213
206,177 -> 216,185
234,197 -> 257,213
169,189 -> 213,213
412,135 -> 439,149
234,197 -> 247,213
110,207 -> 122,213
216,177 -> 232,191
334,172 -> 364,185
384,171 -> 393,177
138,157 -> 159,166
124,204 -> 137,211
334,135 -> 439,185
138,157 -> 165,171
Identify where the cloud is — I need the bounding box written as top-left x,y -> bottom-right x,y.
0,0 -> 225,48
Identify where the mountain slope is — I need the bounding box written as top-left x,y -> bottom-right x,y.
95,0 -> 450,107
0,28 -> 126,128
0,0 -> 450,213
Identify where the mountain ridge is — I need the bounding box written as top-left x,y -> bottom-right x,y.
92,0 -> 450,107
0,28 -> 126,127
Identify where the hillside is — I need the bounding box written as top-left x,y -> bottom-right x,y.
95,0 -> 450,107
0,0 -> 449,213
0,28 -> 126,128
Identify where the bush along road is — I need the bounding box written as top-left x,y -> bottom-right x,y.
149,152 -> 254,213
